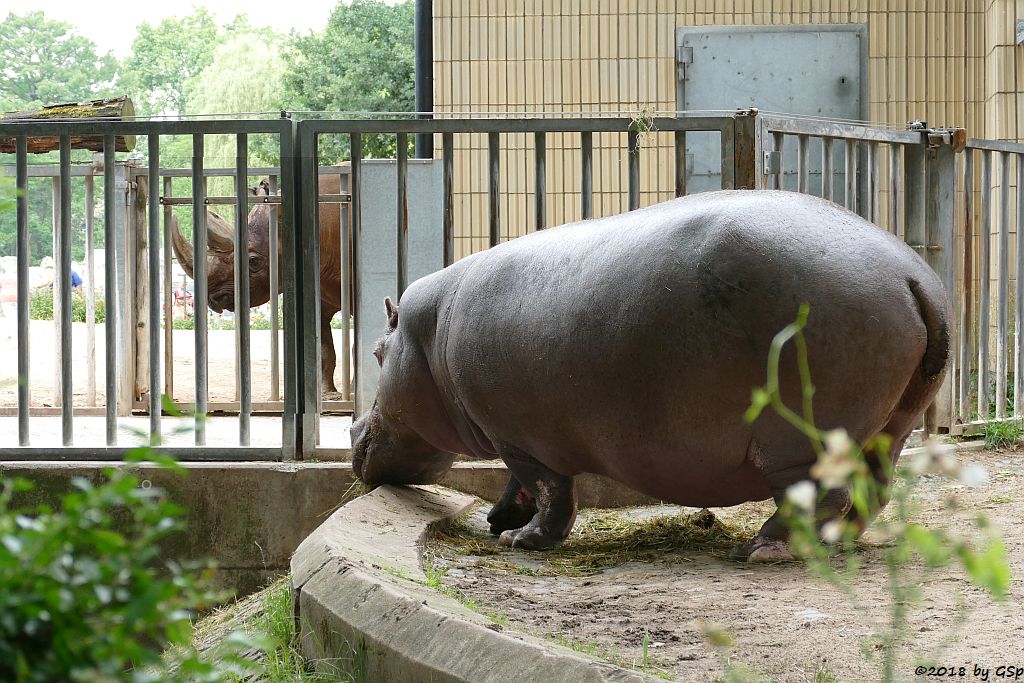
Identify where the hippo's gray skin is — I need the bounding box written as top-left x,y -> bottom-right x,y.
350,190 -> 950,561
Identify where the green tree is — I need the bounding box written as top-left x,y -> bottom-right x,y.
283,0 -> 415,161
119,8 -> 220,116
0,11 -> 118,110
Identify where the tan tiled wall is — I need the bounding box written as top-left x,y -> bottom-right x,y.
433,1 -> 1023,258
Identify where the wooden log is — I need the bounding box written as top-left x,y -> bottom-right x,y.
0,96 -> 136,153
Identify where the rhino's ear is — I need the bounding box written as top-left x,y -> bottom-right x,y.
384,297 -> 399,330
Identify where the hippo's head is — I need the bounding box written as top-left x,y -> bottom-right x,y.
350,298 -> 456,487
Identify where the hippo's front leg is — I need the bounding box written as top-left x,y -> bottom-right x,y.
487,474 -> 538,535
495,448 -> 577,550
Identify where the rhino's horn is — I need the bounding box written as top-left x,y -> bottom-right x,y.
206,211 -> 235,253
169,214 -> 195,279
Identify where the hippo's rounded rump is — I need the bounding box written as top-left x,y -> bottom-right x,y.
359,190 -> 949,559
420,191 -> 947,506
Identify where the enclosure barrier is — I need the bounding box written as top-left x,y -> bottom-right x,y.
0,109 -> 1020,460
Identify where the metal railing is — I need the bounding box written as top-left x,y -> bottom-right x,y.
2,109 -> 1021,460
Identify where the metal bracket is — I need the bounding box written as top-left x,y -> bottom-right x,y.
763,150 -> 782,175
676,45 -> 693,80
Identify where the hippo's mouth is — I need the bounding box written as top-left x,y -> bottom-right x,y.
349,413 -> 371,481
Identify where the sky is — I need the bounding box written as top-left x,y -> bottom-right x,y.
6,0 -> 384,57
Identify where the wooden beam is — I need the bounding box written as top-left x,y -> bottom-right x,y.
0,97 -> 137,153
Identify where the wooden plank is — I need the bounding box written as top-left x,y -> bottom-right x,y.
0,97 -> 136,153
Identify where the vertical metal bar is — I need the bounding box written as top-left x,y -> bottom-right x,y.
581,131 -> 593,219
535,131 -> 546,229
996,152 -> 1010,419
349,133 -> 362,414
846,140 -> 858,212
488,131 -> 500,247
888,144 -> 901,237
85,175 -> 96,407
103,137 -> 117,445
797,134 -> 809,194
442,132 -> 454,265
397,132 -> 409,295
960,150 -> 974,422
732,110 -> 759,190
1015,153 -> 1024,418
821,137 -> 833,201
299,132 -> 321,454
147,136 -> 162,441
16,136 -> 30,446
868,142 -> 879,224
192,134 -> 208,444
627,129 -> 640,210
338,172 -> 351,402
235,134 -> 252,446
51,177 -> 60,409
269,175 -> 280,402
162,176 -> 173,401
924,138 -> 957,433
59,137 -> 73,445
771,132 -> 784,191
279,122 -> 298,459
979,150 -> 992,420
719,120 -> 736,190
674,130 -> 686,197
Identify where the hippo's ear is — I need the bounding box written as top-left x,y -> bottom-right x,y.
384,297 -> 399,330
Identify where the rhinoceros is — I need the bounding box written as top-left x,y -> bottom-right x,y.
349,190 -> 950,561
169,176 -> 347,396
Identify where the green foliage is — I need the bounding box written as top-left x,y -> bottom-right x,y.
981,420 -> 1023,449
119,8 -> 220,116
742,305 -> 1011,682
0,456 -> 267,682
283,0 -> 415,161
0,11 -> 117,110
28,288 -> 105,323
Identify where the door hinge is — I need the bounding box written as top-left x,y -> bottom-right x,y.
763,150 -> 782,176
676,45 -> 693,80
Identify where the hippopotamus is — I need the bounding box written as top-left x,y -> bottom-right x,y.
349,190 -> 950,561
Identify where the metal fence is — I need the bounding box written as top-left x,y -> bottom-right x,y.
0,109 -> 1020,460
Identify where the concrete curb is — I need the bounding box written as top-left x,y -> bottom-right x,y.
291,484 -> 660,683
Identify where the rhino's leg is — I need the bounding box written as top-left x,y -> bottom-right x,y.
495,450 -> 577,551
487,475 -> 537,535
320,314 -> 341,397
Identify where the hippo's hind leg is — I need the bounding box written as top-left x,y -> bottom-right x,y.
730,485 -> 852,562
487,475 -> 538,535
495,447 -> 577,550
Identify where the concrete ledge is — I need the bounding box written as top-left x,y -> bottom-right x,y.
291,484 -> 659,683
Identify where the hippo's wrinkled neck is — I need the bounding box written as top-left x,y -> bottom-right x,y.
350,401 -> 455,486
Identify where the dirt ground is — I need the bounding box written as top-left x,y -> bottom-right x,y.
428,447 -> 1024,682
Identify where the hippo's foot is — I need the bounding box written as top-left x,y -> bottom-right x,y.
487,475 -> 538,535
498,522 -> 565,550
729,537 -> 797,563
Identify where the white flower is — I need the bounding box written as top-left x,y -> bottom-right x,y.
823,429 -> 851,458
786,480 -> 817,512
820,520 -> 844,544
959,463 -> 989,487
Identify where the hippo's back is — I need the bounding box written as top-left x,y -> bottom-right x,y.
430,190 -> 945,505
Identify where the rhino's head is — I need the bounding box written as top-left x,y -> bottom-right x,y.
350,298 -> 456,487
169,181 -> 276,313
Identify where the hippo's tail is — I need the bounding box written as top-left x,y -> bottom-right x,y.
909,277 -> 951,386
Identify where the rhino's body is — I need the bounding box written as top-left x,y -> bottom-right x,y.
351,190 -> 950,560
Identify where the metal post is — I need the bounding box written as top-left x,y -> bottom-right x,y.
488,132 -> 500,246
235,134 -> 252,446
581,131 -> 593,219
15,136 -> 30,446
868,142 -> 879,224
821,138 -> 833,201
674,130 -> 686,197
350,133 -> 362,416
1015,153 -> 1024,418
996,152 -> 1010,419
888,144 -> 901,237
58,138 -> 73,445
279,121 -> 299,460
797,134 -> 809,194
113,162 -> 132,419
442,133 -> 454,265
397,132 -> 409,295
979,151 -> 992,419
413,0 -> 433,158
627,129 -> 640,210
845,140 -> 858,212
147,136 -> 162,441
338,172 -> 351,402
162,176 -> 173,401
51,176 -> 60,409
535,131 -> 546,229
192,135 -> 208,444
924,136 -> 957,432
269,175 -> 281,402
103,138 -> 118,444
960,150 -> 974,421
85,175 -> 96,407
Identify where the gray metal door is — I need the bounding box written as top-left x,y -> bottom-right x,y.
676,24 -> 867,195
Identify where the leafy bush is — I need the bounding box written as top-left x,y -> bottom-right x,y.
0,453 -> 265,682
982,420 -> 1024,449
28,288 -> 105,323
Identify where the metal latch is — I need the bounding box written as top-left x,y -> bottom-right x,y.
763,150 -> 782,175
676,45 -> 693,80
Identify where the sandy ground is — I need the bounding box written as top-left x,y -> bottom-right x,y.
0,316 -> 353,448
429,447 -> 1024,683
